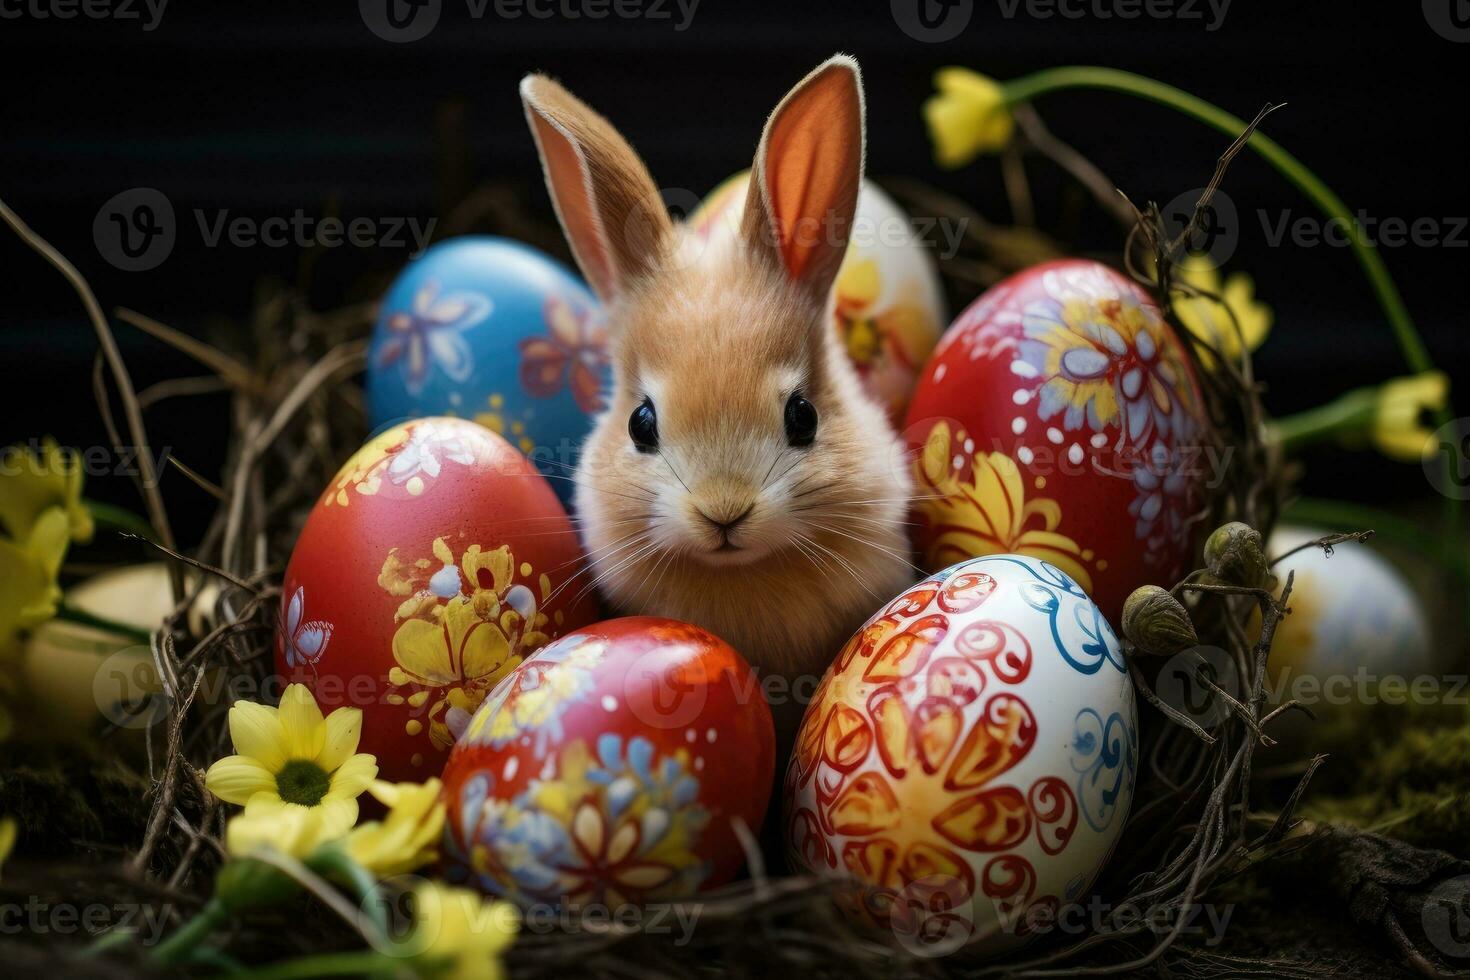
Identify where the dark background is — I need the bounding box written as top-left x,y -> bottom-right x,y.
1,0 -> 1465,546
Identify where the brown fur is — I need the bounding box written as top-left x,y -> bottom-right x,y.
521,56 -> 914,682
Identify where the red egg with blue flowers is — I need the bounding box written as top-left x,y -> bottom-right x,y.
442,616 -> 776,909
904,259 -> 1210,623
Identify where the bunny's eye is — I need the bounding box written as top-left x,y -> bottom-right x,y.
629,398 -> 659,452
784,393 -> 818,447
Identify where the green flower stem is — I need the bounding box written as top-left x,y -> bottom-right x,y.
57,601 -> 154,644
1269,387 -> 1378,453
83,497 -> 157,541
1002,67 -> 1429,371
998,66 -> 1457,535
222,951 -> 396,980
308,847 -> 390,945
152,898 -> 230,967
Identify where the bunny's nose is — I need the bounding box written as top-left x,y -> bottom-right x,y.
699,502 -> 755,534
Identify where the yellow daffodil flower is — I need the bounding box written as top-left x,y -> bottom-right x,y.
205,684 -> 377,837
1171,254 -> 1272,368
1373,371 -> 1449,462
0,506 -> 72,646
0,817 -> 15,881
0,439 -> 94,546
407,883 -> 517,980
0,440 -> 96,647
344,779 -> 446,878
923,68 -> 1015,168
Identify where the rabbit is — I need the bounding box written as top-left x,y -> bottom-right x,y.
520,55 -> 915,685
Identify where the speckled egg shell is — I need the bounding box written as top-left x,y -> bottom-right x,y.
442,616 -> 776,910
784,554 -> 1138,956
693,172 -> 947,423
276,417 -> 597,782
365,236 -> 610,505
904,259 -> 1210,625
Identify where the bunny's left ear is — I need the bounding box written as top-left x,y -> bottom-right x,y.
740,55 -> 866,308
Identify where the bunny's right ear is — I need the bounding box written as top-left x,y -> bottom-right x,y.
520,75 -> 672,303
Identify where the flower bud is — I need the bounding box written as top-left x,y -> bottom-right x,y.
1203,522 -> 1271,589
1122,585 -> 1198,657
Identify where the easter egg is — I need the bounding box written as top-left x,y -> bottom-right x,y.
1263,524 -> 1433,716
442,616 -> 776,909
277,417 -> 597,782
693,172 -> 947,422
22,564 -> 216,740
365,236 -> 611,504
784,554 -> 1138,956
905,259 -> 1210,625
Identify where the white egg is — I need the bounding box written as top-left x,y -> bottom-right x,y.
783,554 -> 1138,956
1264,524 -> 1433,714
22,564 -> 216,738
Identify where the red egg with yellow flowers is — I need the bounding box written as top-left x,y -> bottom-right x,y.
277,417 -> 597,782
904,260 -> 1210,623
441,617 -> 776,908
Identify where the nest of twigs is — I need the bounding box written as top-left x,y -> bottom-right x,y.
2,105 -> 1461,978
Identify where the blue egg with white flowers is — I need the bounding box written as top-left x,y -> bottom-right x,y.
366,236 -> 609,505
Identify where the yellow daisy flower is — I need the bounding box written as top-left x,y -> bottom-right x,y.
344,778 -> 446,877
407,883 -> 517,980
1373,371 -> 1449,462
205,683 -> 377,837
225,795 -> 341,859
923,68 -> 1015,168
1172,254 -> 1273,368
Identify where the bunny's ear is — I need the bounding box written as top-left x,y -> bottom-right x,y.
741,55 -> 865,307
520,74 -> 672,303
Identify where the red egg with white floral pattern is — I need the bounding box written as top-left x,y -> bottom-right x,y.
441,616 -> 776,909
904,259 -> 1210,624
277,417 -> 597,782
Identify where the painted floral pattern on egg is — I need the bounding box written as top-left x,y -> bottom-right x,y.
905,260 -> 1209,623
278,416 -> 597,781
443,618 -> 776,910
784,555 -> 1138,955
365,237 -> 610,507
